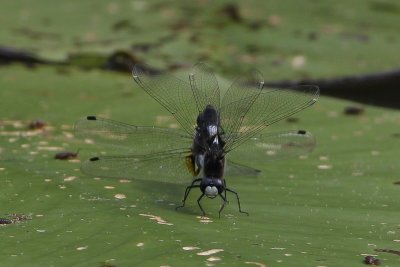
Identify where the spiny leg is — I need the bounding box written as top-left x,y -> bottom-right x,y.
218,193 -> 228,218
197,193 -> 206,216
176,178 -> 201,210
226,188 -> 249,216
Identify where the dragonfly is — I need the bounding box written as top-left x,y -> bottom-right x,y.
75,63 -> 319,217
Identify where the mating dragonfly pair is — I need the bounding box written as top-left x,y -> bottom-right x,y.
75,63 -> 319,217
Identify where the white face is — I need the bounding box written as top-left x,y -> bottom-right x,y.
205,186 -> 218,197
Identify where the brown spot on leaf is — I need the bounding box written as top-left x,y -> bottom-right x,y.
28,119 -> 46,130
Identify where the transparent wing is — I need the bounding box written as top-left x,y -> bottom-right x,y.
189,62 -> 221,111
225,160 -> 261,177
223,85 -> 319,151
132,65 -> 198,135
81,149 -> 193,184
220,69 -> 264,143
74,116 -> 193,155
229,130 -> 316,161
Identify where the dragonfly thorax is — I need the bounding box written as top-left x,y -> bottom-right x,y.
203,142 -> 225,179
196,105 -> 220,140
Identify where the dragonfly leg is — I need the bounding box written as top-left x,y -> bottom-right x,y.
197,193 -> 206,216
218,193 -> 228,218
223,180 -> 228,204
176,178 -> 201,210
225,188 -> 249,216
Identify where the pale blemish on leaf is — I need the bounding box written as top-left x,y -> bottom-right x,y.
114,194 -> 126,199
136,242 -> 144,247
196,216 -> 213,223
76,246 -> 88,251
318,164 -> 332,170
64,176 -> 77,182
291,55 -> 306,69
62,131 -> 74,139
299,155 -> 308,160
371,150 -> 380,156
197,249 -> 224,256
207,256 -> 221,262
319,156 -> 329,161
84,138 -> 94,144
244,262 -> 266,267
139,213 -> 173,226
182,246 -> 200,251
104,185 -> 115,189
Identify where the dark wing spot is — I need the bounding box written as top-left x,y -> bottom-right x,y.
90,157 -> 100,161
87,116 -> 97,120
297,130 -> 306,135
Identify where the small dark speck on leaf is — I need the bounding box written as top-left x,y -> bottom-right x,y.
218,3 -> 242,23
286,117 -> 299,123
364,255 -> 374,265
247,20 -> 264,31
344,106 -> 364,115
112,19 -> 135,32
3,213 -> 32,224
364,255 -> 382,265
394,181 -> 400,185
308,32 -> 318,41
245,44 -> 261,54
28,119 -> 46,130
392,133 -> 400,138
54,150 -> 79,160
0,218 -> 12,224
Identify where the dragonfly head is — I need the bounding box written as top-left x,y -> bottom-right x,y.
201,177 -> 224,199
